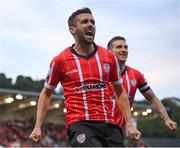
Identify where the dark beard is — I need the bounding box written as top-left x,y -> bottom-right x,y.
76,31 -> 94,44
83,39 -> 94,44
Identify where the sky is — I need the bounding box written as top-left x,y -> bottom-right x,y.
0,0 -> 180,100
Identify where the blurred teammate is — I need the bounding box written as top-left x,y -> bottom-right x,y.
29,8 -> 141,146
107,36 -> 177,131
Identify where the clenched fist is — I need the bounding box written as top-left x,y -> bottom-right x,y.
127,126 -> 141,140
165,119 -> 177,130
29,128 -> 41,142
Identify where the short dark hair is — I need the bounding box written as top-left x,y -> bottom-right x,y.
68,7 -> 92,27
107,36 -> 126,49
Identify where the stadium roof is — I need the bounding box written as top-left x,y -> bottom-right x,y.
0,88 -> 65,123
0,88 -> 64,100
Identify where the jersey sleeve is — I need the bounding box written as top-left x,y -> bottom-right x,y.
109,53 -> 122,85
44,57 -> 61,90
137,72 -> 150,93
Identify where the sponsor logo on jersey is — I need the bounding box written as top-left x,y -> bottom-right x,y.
103,63 -> 110,74
77,133 -> 86,144
82,83 -> 107,90
75,83 -> 107,92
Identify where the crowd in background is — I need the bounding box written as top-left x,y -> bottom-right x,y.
0,121 -> 69,147
0,120 -> 149,147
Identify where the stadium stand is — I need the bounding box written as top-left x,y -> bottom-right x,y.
0,88 -> 177,147
0,121 -> 69,147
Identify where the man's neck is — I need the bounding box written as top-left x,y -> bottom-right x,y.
73,42 -> 94,56
119,61 -> 126,72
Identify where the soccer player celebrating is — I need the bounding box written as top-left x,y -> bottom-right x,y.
107,36 -> 177,132
29,8 -> 141,146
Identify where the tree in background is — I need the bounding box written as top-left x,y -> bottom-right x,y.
14,75 -> 45,92
0,73 -> 13,89
0,73 -> 45,92
0,73 -> 62,94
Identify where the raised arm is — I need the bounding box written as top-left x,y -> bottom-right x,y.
142,89 -> 177,130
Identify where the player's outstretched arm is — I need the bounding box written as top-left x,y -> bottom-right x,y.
113,84 -> 142,140
143,89 -> 177,130
29,87 -> 53,142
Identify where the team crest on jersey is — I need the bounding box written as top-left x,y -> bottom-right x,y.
131,79 -> 137,87
77,133 -> 86,144
103,63 -> 110,74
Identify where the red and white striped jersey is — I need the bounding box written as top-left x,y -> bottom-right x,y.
45,44 -> 122,128
109,65 -> 150,128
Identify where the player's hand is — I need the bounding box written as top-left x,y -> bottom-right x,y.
29,127 -> 41,142
127,126 -> 141,140
165,119 -> 177,130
